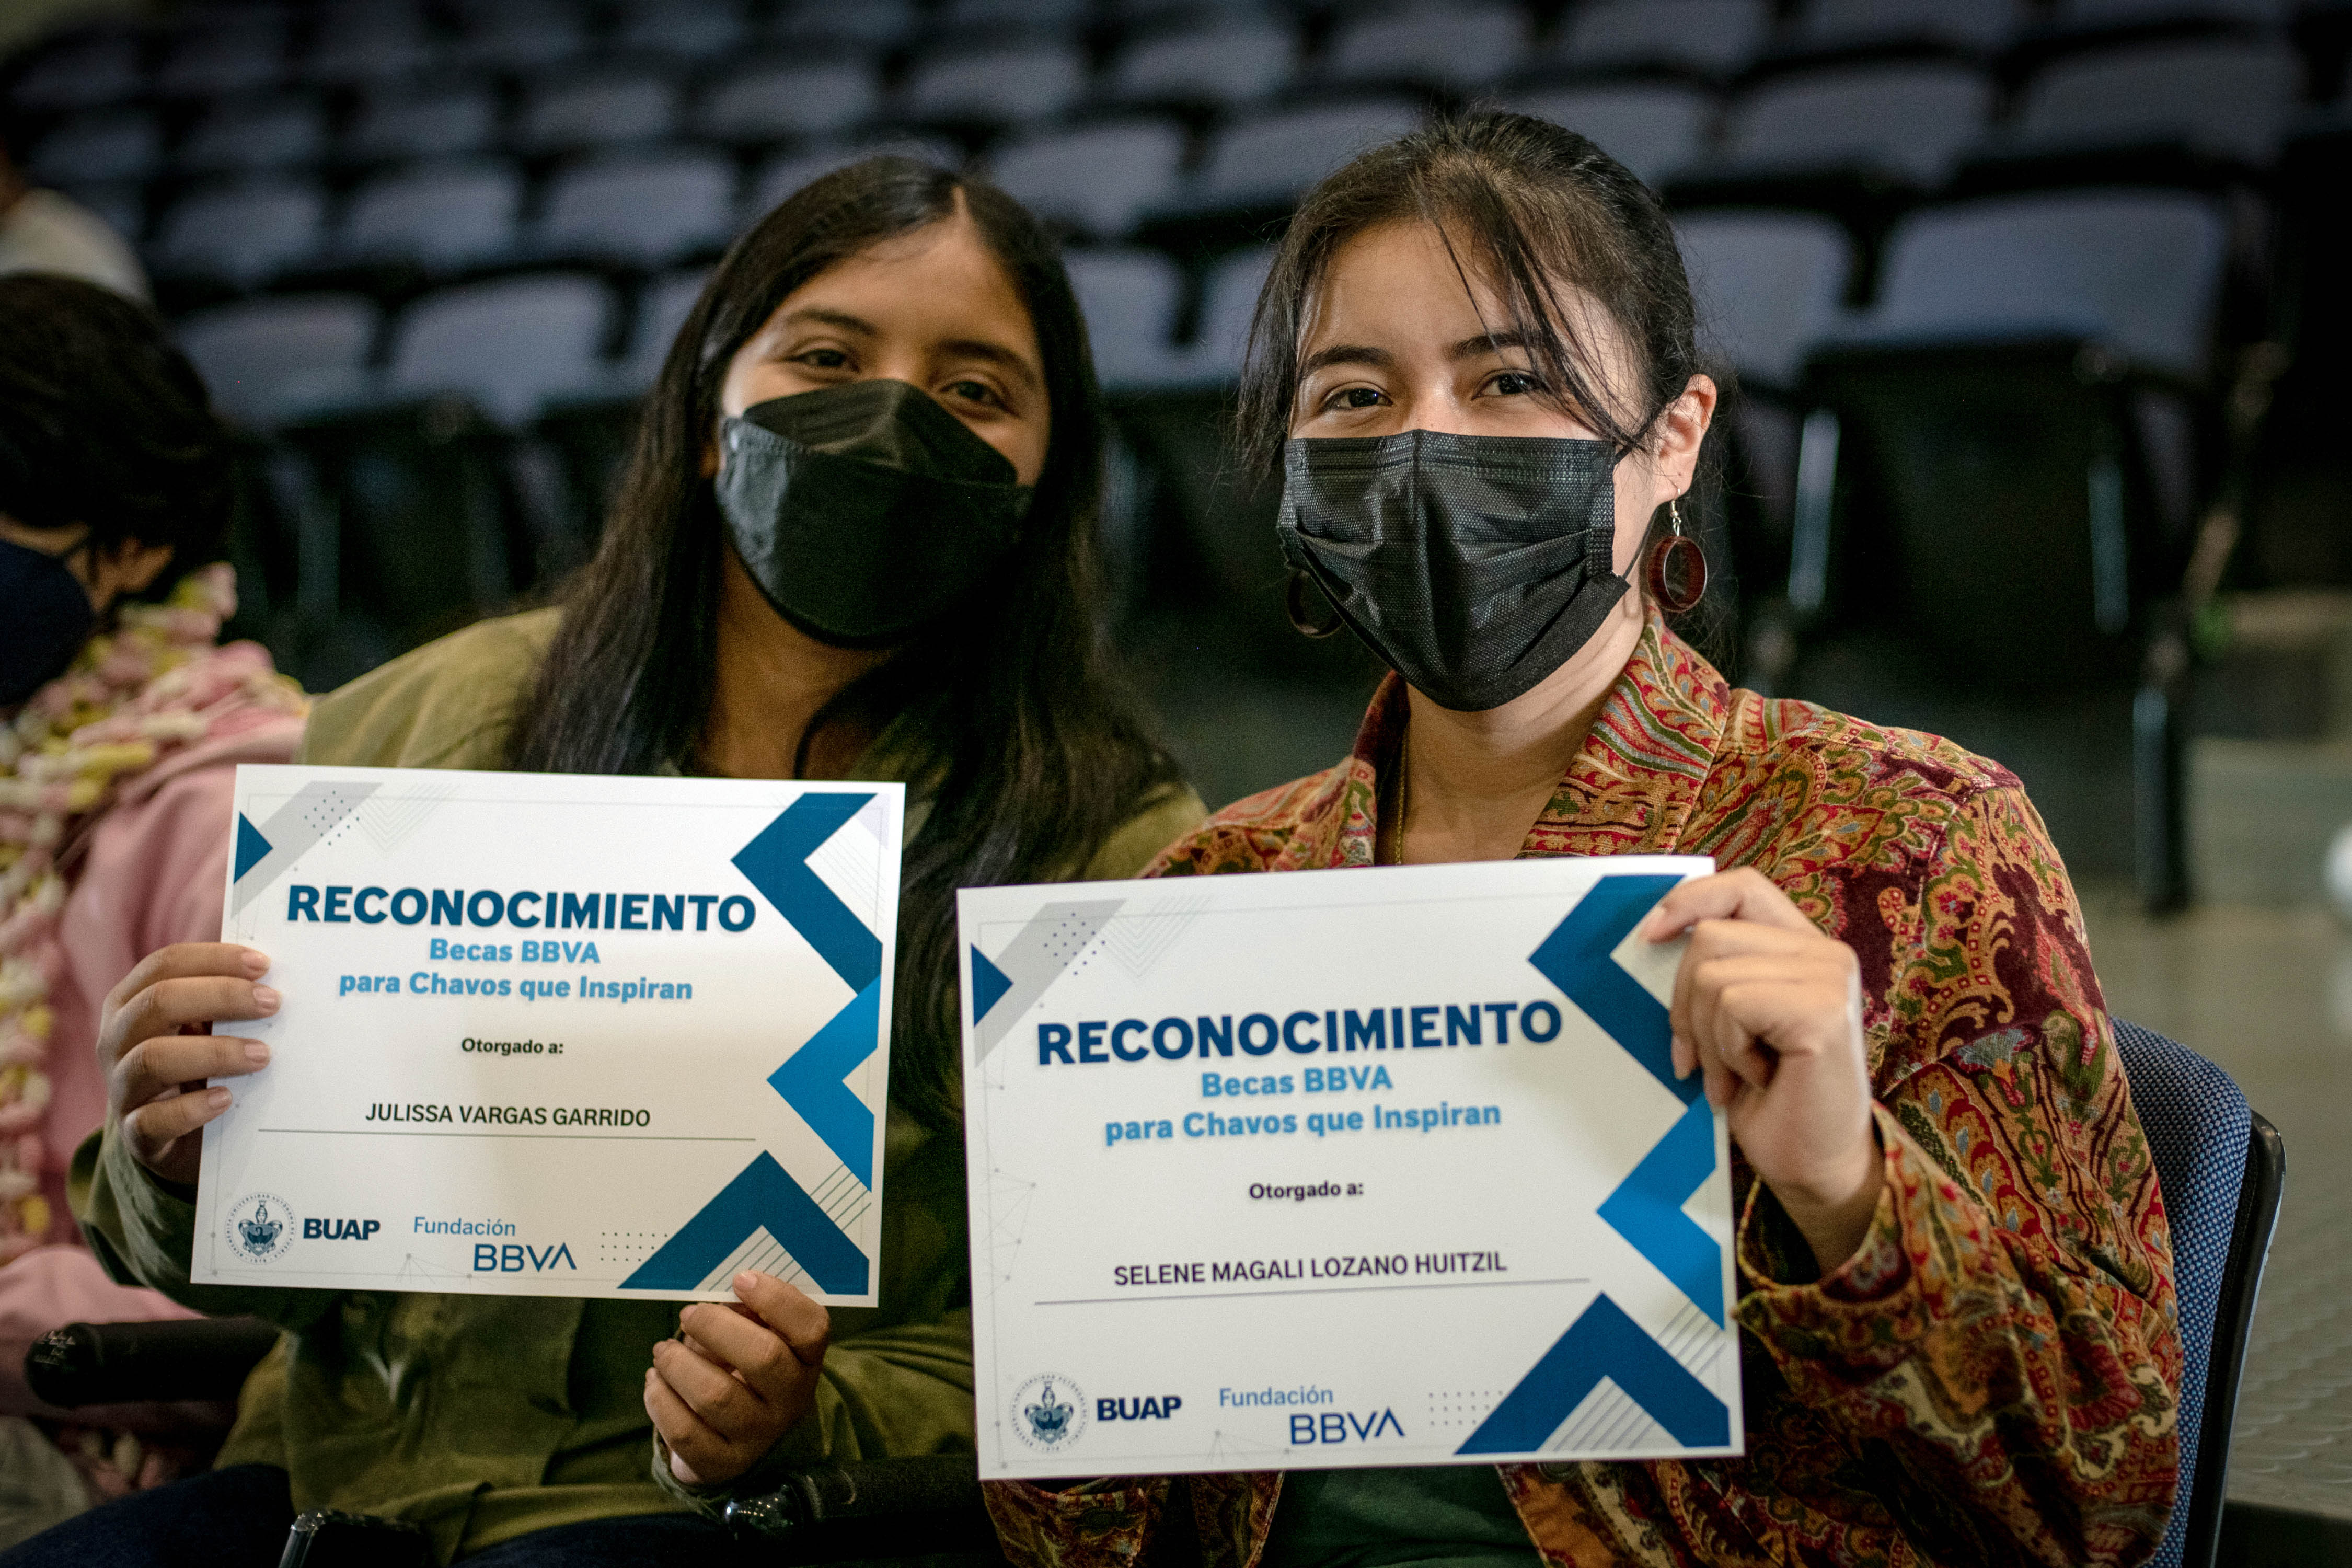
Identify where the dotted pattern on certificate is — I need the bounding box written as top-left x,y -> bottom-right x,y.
598,1232 -> 675,1271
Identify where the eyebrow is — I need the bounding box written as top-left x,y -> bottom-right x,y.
1297,331 -> 1546,381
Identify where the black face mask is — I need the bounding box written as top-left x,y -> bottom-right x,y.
0,537 -> 96,706
715,379 -> 1033,649
1276,431 -> 1630,713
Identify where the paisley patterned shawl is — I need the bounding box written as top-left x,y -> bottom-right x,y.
983,617 -> 2181,1568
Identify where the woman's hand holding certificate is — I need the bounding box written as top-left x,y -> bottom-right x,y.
645,1269 -> 831,1484
100,942 -> 279,1188
1645,869 -> 1883,1276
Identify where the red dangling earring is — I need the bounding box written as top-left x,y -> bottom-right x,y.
1644,499 -> 1708,615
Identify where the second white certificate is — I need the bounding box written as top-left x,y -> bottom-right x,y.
960,856 -> 1742,1478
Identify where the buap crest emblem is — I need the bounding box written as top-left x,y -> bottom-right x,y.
1009,1373 -> 1088,1452
225,1192 -> 296,1264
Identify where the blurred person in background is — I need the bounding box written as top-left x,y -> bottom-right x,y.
985,114 -> 2180,1568
0,110 -> 148,303
0,275 -> 304,1544
20,159 -> 1201,1565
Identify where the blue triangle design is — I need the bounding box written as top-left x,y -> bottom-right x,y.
767,981 -> 880,1188
619,1152 -> 868,1295
233,814 -> 273,882
970,945 -> 1014,1023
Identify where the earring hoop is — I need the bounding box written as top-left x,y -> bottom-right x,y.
1643,498 -> 1709,615
1285,569 -> 1346,639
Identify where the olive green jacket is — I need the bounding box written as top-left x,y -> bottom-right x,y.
75,608 -> 1203,1561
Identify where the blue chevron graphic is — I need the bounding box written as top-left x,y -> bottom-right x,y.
1529,874 -> 1694,1104
233,813 -> 272,881
1599,1098 -> 1722,1326
1456,1293 -> 1729,1454
620,1152 -> 868,1295
769,980 -> 880,1187
733,793 -> 881,990
969,946 -> 1014,1023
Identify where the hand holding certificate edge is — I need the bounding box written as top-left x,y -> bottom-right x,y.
1643,868 -> 1883,1277
100,942 -> 279,1189
647,1268 -> 831,1485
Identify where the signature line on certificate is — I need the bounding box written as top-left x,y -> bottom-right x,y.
1036,1276 -> 1588,1307
257,1129 -> 758,1142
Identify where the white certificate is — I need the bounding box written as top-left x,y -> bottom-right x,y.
959,856 -> 1742,1477
194,765 -> 903,1304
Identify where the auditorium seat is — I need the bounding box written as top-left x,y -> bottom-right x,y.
154,12 -> 287,99
2051,0 -> 2292,28
1785,189 -> 2235,904
771,0 -> 919,45
338,161 -> 522,271
517,70 -> 682,154
1786,0 -> 2027,56
899,39 -> 1090,128
26,108 -> 160,188
176,95 -> 328,176
613,0 -> 749,61
1187,243 -> 1276,384
1180,98 -> 1425,215
2010,39 -> 2305,164
1316,4 -> 1531,94
153,178 -> 328,291
1851,190 -> 2229,377
177,294 -> 381,429
1064,248 -> 1189,389
746,136 -> 964,215
987,120 -> 1188,238
619,268 -> 708,390
533,153 -> 736,268
343,85 -> 501,164
385,273 -> 614,426
697,56 -> 880,143
448,0 -> 588,71
1106,16 -> 1298,108
1499,84 -> 1717,187
1544,0 -> 1777,79
7,28 -> 145,111
1715,62 -> 1993,187
301,0 -> 437,84
941,0 -> 1093,28
1675,211 -> 1852,389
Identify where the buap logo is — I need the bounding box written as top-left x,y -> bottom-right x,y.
225,1193 -> 295,1264
1009,1373 -> 1088,1454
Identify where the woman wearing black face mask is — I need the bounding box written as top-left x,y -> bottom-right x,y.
49,162 -> 1200,1564
984,116 -> 2177,1568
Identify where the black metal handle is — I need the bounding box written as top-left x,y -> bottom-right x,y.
25,1317 -> 281,1408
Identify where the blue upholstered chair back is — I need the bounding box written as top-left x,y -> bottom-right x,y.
2112,1019 -> 2284,1568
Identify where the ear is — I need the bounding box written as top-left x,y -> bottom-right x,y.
1653,374 -> 1717,501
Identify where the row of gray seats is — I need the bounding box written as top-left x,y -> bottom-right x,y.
26,26 -> 2332,194
14,0 -> 2336,121
173,183 -> 2230,433
51,24 -> 2327,290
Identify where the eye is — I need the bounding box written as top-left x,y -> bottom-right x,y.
795,347 -> 851,371
1325,385 -> 1387,411
943,378 -> 1005,409
1488,370 -> 1546,397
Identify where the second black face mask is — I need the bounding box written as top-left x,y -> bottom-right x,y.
1276,430 -> 1629,713
716,379 -> 1034,648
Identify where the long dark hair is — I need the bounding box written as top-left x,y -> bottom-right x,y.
510,157 -> 1181,1134
1237,112 -> 1719,627
0,275 -> 232,596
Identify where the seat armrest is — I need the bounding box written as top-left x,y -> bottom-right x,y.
722,1454 -> 1002,1563
24,1317 -> 281,1408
